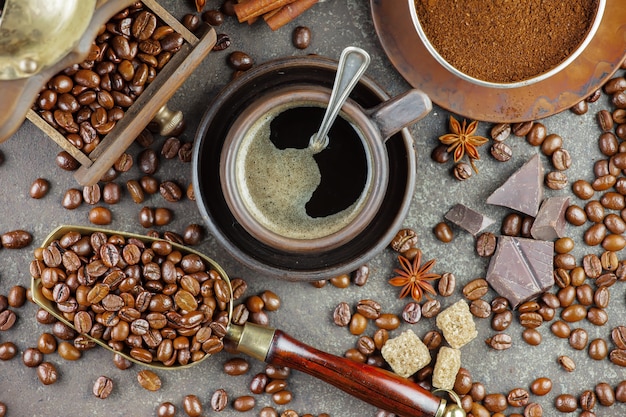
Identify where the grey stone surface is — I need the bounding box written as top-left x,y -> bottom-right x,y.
0,1 -> 625,416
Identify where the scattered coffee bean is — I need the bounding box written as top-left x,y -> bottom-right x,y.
93,375 -> 114,399
228,51 -> 253,71
211,388 -> 228,411
37,362 -> 58,385
491,142 -> 512,161
156,402 -> 176,417
183,394 -> 203,417
476,232 -> 496,257
292,26 -> 311,49
433,221 -> 453,242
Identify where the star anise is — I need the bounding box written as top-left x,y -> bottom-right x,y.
439,116 -> 488,173
388,250 -> 440,302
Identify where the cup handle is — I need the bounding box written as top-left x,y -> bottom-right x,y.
368,89 -> 432,141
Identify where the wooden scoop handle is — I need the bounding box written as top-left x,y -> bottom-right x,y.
266,329 -> 445,417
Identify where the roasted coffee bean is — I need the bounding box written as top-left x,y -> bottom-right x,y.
491,142 -> 512,161
453,162 -> 472,180
610,349 -> 626,366
431,144 -> 451,163
7,285 -> 26,308
0,309 -> 17,330
554,237 -> 575,254
37,362 -> 59,385
491,123 -> 511,142
390,228 -> 418,253
485,333 -> 512,350
454,368 -> 473,395
211,388 -> 228,411
462,278 -> 488,300
587,307 -> 608,326
501,212 -> 522,236
154,207 -> 173,226
58,341 -> 81,361
588,338 -> 608,360
62,188 -> 83,209
137,148 -> 158,174
438,272 -> 456,296
350,264 -> 369,286
557,355 -> 576,372
348,312 -> 366,335
353,299 -> 379,320
507,388 -> 530,408
524,122 -> 545,145
491,310 -> 512,331
421,299 -> 440,318
541,133 -> 562,156
612,326 -> 626,349
551,320 -> 571,338
569,328 -> 588,350
512,121 -> 534,137
470,299 -> 491,318
561,304 -> 587,322
593,174 -> 617,192
530,377 -> 552,396
160,181 -> 182,202
555,394 -> 578,412
228,51 -> 253,71
102,182 -> 121,204
292,26 -> 312,49
565,204 -> 587,225
572,180 -> 594,199
38,333 -> 57,354
137,369 -> 162,391
554,254 -> 576,270
126,180 -> 145,204
89,206 -> 112,225
522,328 -> 542,346
602,233 -> 626,251
83,184 -> 101,205
433,221 -> 453,242
213,33 -> 231,51
552,148 -> 572,170
595,382 -> 615,406
93,375 -> 113,399
223,357 -> 249,376
476,232 -> 496,257
329,273 -> 350,288
0,342 -> 18,361
576,284 -> 594,305
483,393 -> 507,413
375,313 -> 400,330
584,223 -> 606,246
156,402 -> 176,417
182,13 -> 201,32
519,312 -> 543,328
545,171 -> 568,190
55,151 -> 80,171
202,9 -> 225,25
1,230 -> 32,249
183,394 -> 203,417
30,178 -> 50,199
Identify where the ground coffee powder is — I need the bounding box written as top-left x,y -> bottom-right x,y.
414,0 -> 599,83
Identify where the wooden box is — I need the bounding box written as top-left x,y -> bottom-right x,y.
26,0 -> 216,186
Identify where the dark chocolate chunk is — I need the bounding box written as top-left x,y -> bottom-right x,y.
444,203 -> 495,236
485,236 -> 554,309
530,196 -> 570,241
486,154 -> 544,216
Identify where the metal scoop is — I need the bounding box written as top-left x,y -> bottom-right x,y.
308,46 -> 371,153
31,225 -> 464,417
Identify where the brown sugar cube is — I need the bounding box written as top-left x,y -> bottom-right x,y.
432,347 -> 461,390
380,330 -> 430,378
435,300 -> 477,349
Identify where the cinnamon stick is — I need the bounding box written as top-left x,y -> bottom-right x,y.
234,0 -> 298,23
265,0 -> 319,31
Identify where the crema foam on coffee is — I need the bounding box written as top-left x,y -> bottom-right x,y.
236,106 -> 368,240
